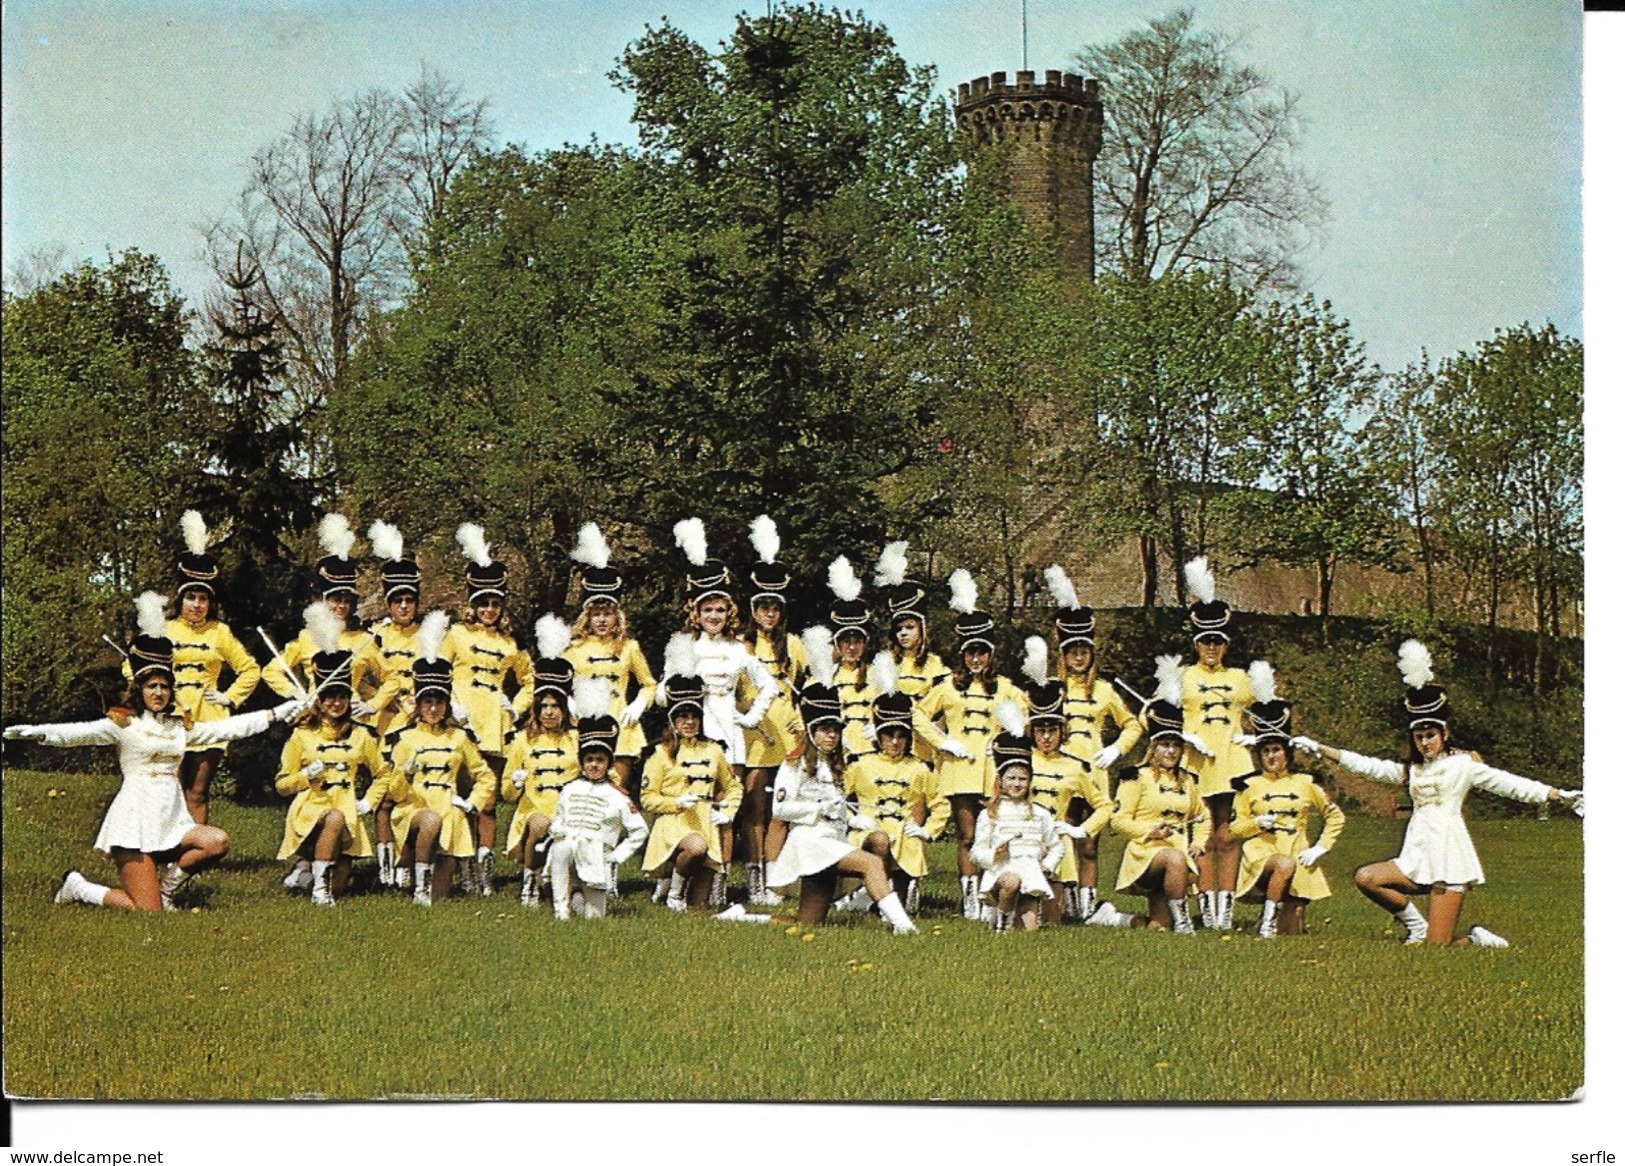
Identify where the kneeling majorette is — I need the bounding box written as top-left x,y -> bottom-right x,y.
1227,661 -> 1344,938
7,592 -> 303,912
1093,659 -> 1210,934
763,628 -> 918,934
968,702 -> 1066,932
546,678 -> 648,920
1294,640 -> 1582,947
273,604 -> 392,906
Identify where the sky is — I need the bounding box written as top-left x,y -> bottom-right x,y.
3,2 -> 1618,1158
1,0 -> 1584,374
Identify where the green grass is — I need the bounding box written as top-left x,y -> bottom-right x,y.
2,767 -> 1583,1101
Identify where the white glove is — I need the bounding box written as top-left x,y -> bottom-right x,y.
1092,744 -> 1121,770
349,698 -> 375,717
1290,735 -> 1323,757
203,690 -> 233,707
272,696 -> 313,724
1255,812 -> 1278,830
819,799 -> 847,821
1297,844 -> 1327,867
1054,822 -> 1086,840
710,809 -> 732,826
402,754 -> 421,777
451,701 -> 470,723
734,710 -> 764,730
1181,732 -> 1216,758
509,769 -> 528,790
356,798 -> 373,817
450,794 -> 474,814
3,725 -> 45,741
1231,732 -> 1257,748
675,793 -> 699,810
903,820 -> 931,841
501,694 -> 518,716
619,694 -> 648,728
939,738 -> 973,761
862,722 -> 879,743
300,759 -> 325,783
1556,789 -> 1584,818
609,841 -> 638,866
847,813 -> 876,833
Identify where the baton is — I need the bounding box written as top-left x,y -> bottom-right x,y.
102,634 -> 130,659
1103,672 -> 1149,712
256,626 -> 310,700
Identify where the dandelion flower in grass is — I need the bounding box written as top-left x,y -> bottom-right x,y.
859,962 -> 875,971
786,924 -> 800,935
802,932 -> 817,942
1155,1061 -> 1171,1071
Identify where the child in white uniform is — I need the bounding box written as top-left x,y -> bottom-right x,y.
548,679 -> 648,919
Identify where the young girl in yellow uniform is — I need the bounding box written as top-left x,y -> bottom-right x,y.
836,653 -> 947,916
1229,662 -> 1344,937
1095,679 -> 1210,934
911,569 -> 1022,918
274,647 -> 392,906
443,523 -> 535,895
1021,641 -> 1113,923
826,557 -> 879,762
376,613 -> 497,906
503,616 -> 579,908
564,523 -> 657,795
547,681 -> 648,920
643,634 -> 742,912
162,510 -> 262,825
739,515 -> 807,906
1177,557 -> 1254,931
969,704 -> 1066,932
873,541 -> 951,765
365,521 -> 421,884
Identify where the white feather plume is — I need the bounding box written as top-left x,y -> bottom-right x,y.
573,676 -> 614,720
135,591 -> 169,639
1249,660 -> 1277,705
1397,639 -> 1434,689
303,601 -> 342,655
318,513 -> 355,560
871,651 -> 898,696
673,518 -> 708,567
947,568 -> 978,615
1044,564 -> 1078,610
456,522 -> 492,567
749,515 -> 780,565
801,625 -> 837,688
417,610 -> 450,663
368,520 -> 404,563
1022,636 -> 1049,686
1183,557 -> 1216,605
570,522 -> 611,570
181,510 -> 209,555
874,540 -> 909,587
827,556 -> 861,601
1153,654 -> 1185,706
994,699 -> 1027,738
533,614 -> 572,660
663,631 -> 698,677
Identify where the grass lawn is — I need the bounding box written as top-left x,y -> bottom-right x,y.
1,767 -> 1583,1102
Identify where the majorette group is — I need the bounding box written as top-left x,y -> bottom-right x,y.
4,511 -> 1583,945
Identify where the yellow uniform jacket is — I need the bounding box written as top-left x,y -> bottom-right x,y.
833,662 -> 878,760
501,726 -> 580,857
843,752 -> 947,878
368,618 -> 421,733
274,722 -> 392,859
378,723 -> 497,859
1181,663 -> 1254,798
1031,747 -> 1112,883
1111,765 -> 1210,890
913,675 -> 1026,798
263,626 -> 388,713
443,621 -> 534,757
1230,771 -> 1344,901
1062,674 -> 1142,789
157,618 -> 262,752
639,739 -> 740,871
564,635 -> 656,757
743,632 -> 807,768
887,649 -> 951,764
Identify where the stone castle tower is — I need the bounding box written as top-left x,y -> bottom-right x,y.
955,70 -> 1104,278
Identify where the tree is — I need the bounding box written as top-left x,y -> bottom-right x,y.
1366,357 -> 1443,619
1,251 -> 201,721
1213,295 -> 1404,625
1075,8 -> 1325,288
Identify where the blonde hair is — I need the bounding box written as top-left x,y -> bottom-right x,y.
683,595 -> 741,639
571,599 -> 628,651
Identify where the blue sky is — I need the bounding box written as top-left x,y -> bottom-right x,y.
1,0 -> 1584,374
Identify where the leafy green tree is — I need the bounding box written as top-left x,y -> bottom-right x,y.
1214,296 -> 1403,624
2,251 -> 201,720
1366,357 -> 1443,619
